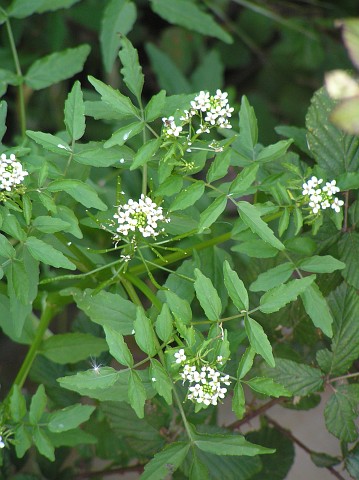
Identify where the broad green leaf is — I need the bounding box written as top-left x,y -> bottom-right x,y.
155,304 -> 173,343
47,179 -> 107,210
306,87 -> 359,177
145,43 -> 191,95
33,427 -> 54,461
29,385 -> 47,425
88,75 -> 139,117
104,325 -> 134,367
259,275 -> 315,314
0,233 -> 16,258
198,195 -> 227,232
25,45 -> 90,90
25,236 -> 76,270
134,307 -> 157,357
74,141 -> 134,167
26,130 -> 71,155
250,263 -> 294,292
195,448 -> 261,480
194,269 -> 222,321
164,291 -> 192,324
100,0 -> 137,73
189,448 -> 210,480
128,370 -> 146,418
223,260 -> 248,311
265,358 -> 323,396
145,90 -> 166,122
237,347 -> 256,379
300,283 -> 333,337
64,80 -> 85,141
191,426 -> 274,456
47,429 -> 96,448
229,163 -> 259,196
119,35 -> 144,101
73,288 -> 135,335
10,385 -> 27,422
0,210 -> 26,241
14,424 -> 32,458
324,384 -> 359,442
150,0 -> 232,43
40,333 -> 108,364
237,201 -> 285,251
48,404 -> 95,432
232,239 -> 279,259
245,377 -> 291,397
7,0 -> 44,18
338,171 -> 359,190
346,443 -> 359,479
232,382 -> 246,419
58,367 -> 119,391
256,139 -> 293,163
131,137 -> 161,170
104,120 -> 144,148
239,96 -> 258,152
33,216 -> 71,234
245,316 -> 274,367
141,442 -> 190,480
298,255 -> 345,273
339,232 -> 359,289
55,205 -> 83,239
207,150 -> 231,183
149,359 -> 173,404
170,181 -> 205,212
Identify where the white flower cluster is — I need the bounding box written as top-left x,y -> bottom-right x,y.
0,435 -> 4,449
302,176 -> 344,214
113,194 -> 169,238
0,153 -> 28,192
162,89 -> 234,138
175,350 -> 230,406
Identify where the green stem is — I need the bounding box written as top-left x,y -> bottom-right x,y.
122,271 -> 162,310
5,17 -> 26,139
11,302 -> 55,391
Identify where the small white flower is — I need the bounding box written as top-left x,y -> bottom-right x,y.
331,197 -> 344,213
151,377 -> 156,382
0,436 -> 5,448
174,349 -> 186,364
0,153 -> 28,192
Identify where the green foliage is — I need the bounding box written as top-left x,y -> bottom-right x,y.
0,1 -> 358,479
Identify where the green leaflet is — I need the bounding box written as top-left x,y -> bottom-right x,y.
25,236 -> 76,270
48,404 -> 95,432
64,80 -> 85,141
300,283 -> 333,337
141,442 -> 190,480
194,269 -> 222,321
245,316 -> 275,368
324,384 -> 359,442
40,333 -> 108,364
119,36 -> 144,102
223,260 -> 249,311
47,179 -> 107,210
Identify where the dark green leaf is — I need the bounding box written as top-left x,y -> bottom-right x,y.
149,359 -> 173,404
239,96 -> 258,152
29,385 -> 47,425
300,283 -> 333,337
131,137 -> 161,170
232,239 -> 279,258
10,385 -> 27,422
339,232 -> 359,289
310,452 -> 341,468
194,269 -> 222,321
64,80 -> 85,141
223,260 -> 248,311
25,236 -> 76,270
33,427 -> 54,461
33,216 -> 71,234
25,45 -> 90,90
47,179 -> 107,210
232,382 -> 246,419
298,255 -> 345,273
237,347 -> 255,379
229,164 -> 259,196
128,370 -> 147,418
119,35 -> 144,101
324,384 -> 359,442
170,181 -> 205,211
0,233 -> 16,258
245,377 -> 291,397
58,367 -> 119,391
26,130 -> 71,155
134,307 -> 157,357
104,325 -> 134,367
250,263 -> 294,292
48,404 -> 95,432
207,150 -> 231,183
0,100 -> 7,142
141,442 -> 190,480
104,120 -> 144,148
155,303 -> 174,343
7,0 -> 45,18
256,140 -> 293,163
245,316 -> 275,367
145,90 -> 166,122
346,443 -> 359,479
74,141 -> 134,167
198,195 -> 227,232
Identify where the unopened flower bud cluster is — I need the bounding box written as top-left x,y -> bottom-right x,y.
174,349 -> 230,406
0,153 -> 28,192
302,176 -> 344,214
162,89 -> 234,139
113,194 -> 170,239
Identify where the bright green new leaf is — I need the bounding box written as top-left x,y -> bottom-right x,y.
170,181 -> 205,212
104,121 -> 144,148
194,269 -> 222,321
265,358 -> 323,396
150,359 -> 173,404
58,367 -> 119,391
223,260 -> 249,311
40,333 -> 108,364
134,307 -> 157,357
47,179 -> 107,210
324,384 -> 359,442
245,377 -> 291,397
300,283 -> 333,337
104,325 -> 134,367
64,80 -> 85,141
191,426 -> 274,456
141,442 -> 190,480
25,236 -> 76,270
29,385 -> 47,425
33,427 -> 55,461
119,35 -> 144,101
237,201 -> 285,251
259,275 -> 315,314
25,45 -> 90,90
128,370 -> 147,418
245,316 -> 275,367
232,382 -> 246,419
131,137 -> 161,170
250,263 -> 294,292
88,75 -> 139,117
100,0 -> 137,73
48,404 -> 95,432
73,288 -> 135,335
26,130 -> 72,155
198,195 -> 227,232
298,255 -> 345,274
155,303 -> 174,343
